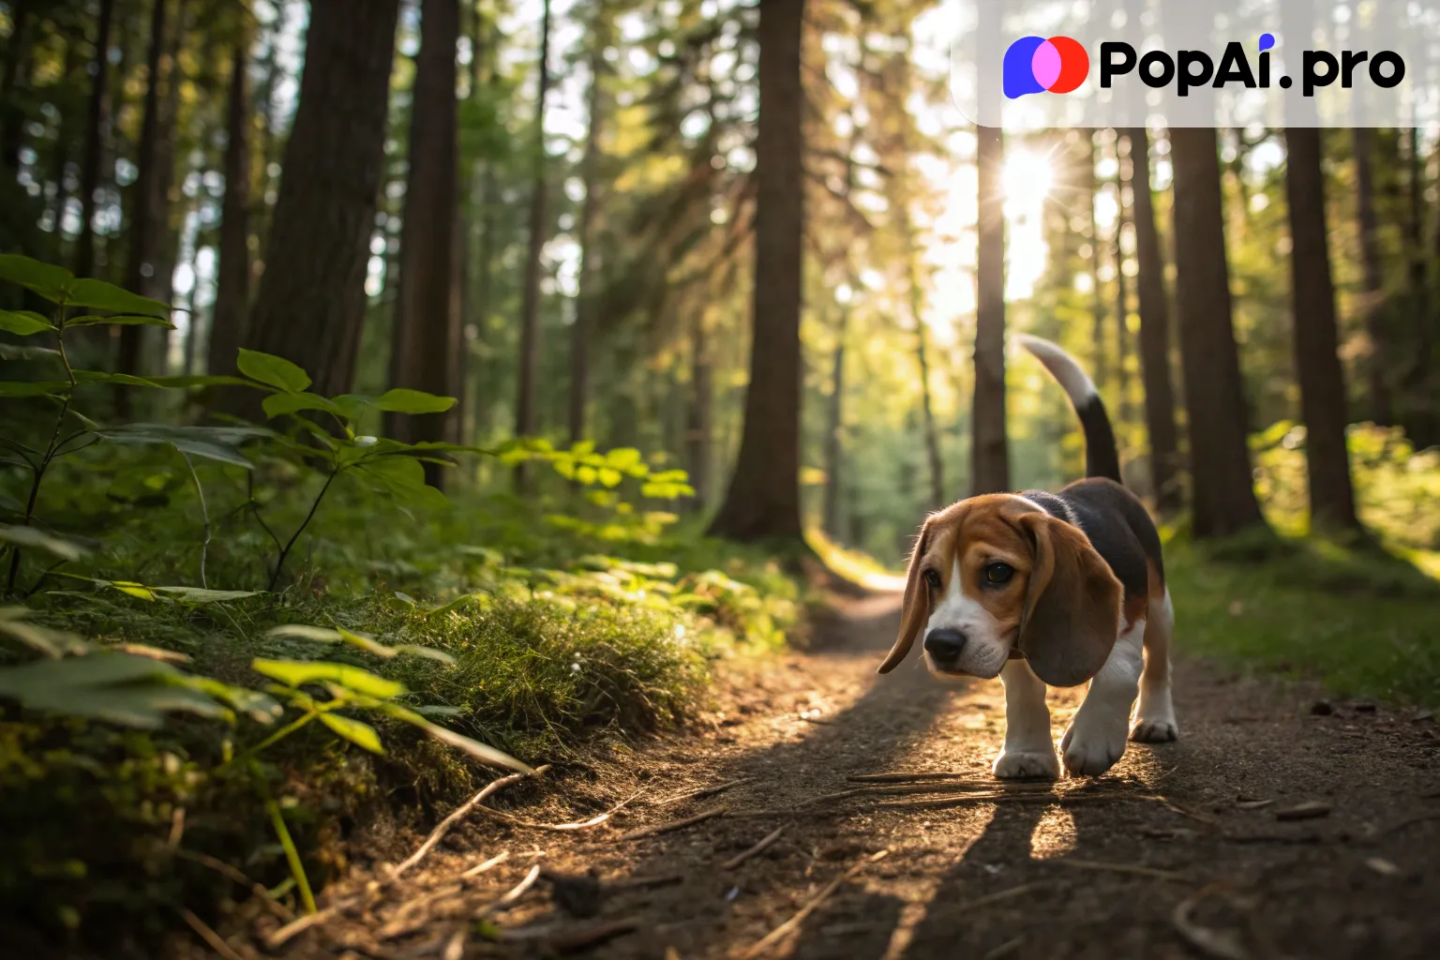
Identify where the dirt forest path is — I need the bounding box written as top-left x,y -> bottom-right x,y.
257,588 -> 1440,960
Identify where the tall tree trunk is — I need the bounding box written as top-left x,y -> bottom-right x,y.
208,30 -> 251,380
1169,127 -> 1267,538
1126,125 -> 1182,516
1088,132 -> 1108,393
822,302 -> 848,538
513,0 -> 553,490
0,0 -> 33,171
117,0 -> 173,402
1403,126 -> 1437,448
238,0 -> 400,404
568,10 -> 606,445
686,310 -> 713,512
47,38 -> 80,259
1114,134 -> 1132,433
1284,127 -> 1360,531
913,305 -> 944,507
74,0 -> 118,281
707,0 -> 805,542
972,125 -> 1008,495
386,0 -> 460,487
1352,128 -> 1390,426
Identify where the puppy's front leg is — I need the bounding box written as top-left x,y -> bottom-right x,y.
1060,622 -> 1144,777
993,658 -> 1059,780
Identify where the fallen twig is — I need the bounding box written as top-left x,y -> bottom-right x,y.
603,872 -> 684,891
461,850 -> 511,878
477,788 -> 645,832
1148,795 -> 1222,827
614,806 -> 728,842
1171,883 -> 1247,960
739,850 -> 889,959
1274,801 -> 1331,822
180,907 -> 249,960
958,881 -> 1048,912
173,848 -> 294,922
477,863 -> 543,918
982,936 -> 1024,960
1052,858 -> 1190,882
848,771 -> 989,784
722,825 -> 787,870
392,766 -> 550,878
657,777 -> 756,807
264,897 -> 361,949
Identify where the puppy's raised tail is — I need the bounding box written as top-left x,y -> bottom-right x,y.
1015,333 -> 1122,484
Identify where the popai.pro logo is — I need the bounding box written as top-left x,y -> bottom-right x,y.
1003,36 -> 1090,99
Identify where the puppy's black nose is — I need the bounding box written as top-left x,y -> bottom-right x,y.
924,628 -> 968,666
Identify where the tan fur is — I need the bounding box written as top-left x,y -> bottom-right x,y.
878,495 -> 1124,687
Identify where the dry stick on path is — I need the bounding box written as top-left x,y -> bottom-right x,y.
1171,883 -> 1248,960
848,771 -> 993,784
614,805 -> 728,842
1053,858 -> 1191,882
656,776 -> 755,806
475,788 -> 645,831
392,766 -> 550,878
958,881 -> 1050,913
722,825 -> 787,870
461,850 -> 511,878
739,850 -> 890,960
477,863 -> 543,918
180,908 -> 249,960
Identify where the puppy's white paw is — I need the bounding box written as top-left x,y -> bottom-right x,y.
1131,718 -> 1179,743
1060,721 -> 1128,778
992,749 -> 1060,781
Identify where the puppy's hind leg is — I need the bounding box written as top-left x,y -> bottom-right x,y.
1131,588 -> 1179,743
992,659 -> 1059,780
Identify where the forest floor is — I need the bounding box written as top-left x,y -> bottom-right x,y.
229,582 -> 1440,960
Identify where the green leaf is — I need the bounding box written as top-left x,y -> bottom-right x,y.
174,675 -> 281,724
101,580 -> 159,601
266,624 -> 397,659
381,703 -> 532,773
318,713 -> 386,754
605,447 -> 643,470
0,254 -> 73,301
152,586 -> 262,603
72,370 -> 162,388
143,374 -> 255,388
372,389 -> 457,415
236,348 -> 311,393
351,456 -> 449,511
66,314 -> 175,329
0,309 -> 56,336
0,342 -> 61,361
0,653 -> 227,728
96,424 -> 269,469
0,525 -> 90,561
0,380 -> 66,397
0,607 -> 90,658
62,278 -> 170,318
598,468 -> 623,488
250,659 -> 407,699
392,645 -> 457,664
262,392 -> 344,421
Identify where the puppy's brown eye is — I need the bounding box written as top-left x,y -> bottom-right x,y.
985,562 -> 1014,585
923,569 -> 942,591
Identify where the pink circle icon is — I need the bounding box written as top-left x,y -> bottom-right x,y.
1031,40 -> 1063,89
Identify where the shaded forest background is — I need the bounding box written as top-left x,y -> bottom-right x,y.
1,0 -> 1438,559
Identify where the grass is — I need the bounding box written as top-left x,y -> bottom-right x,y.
1165,534 -> 1440,708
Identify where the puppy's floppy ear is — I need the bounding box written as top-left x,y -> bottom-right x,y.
1015,513 -> 1123,687
878,520 -> 933,674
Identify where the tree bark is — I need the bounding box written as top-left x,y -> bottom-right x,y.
1169,126 -> 1267,538
238,0 -> 400,403
686,310 -> 713,512
1283,127 -> 1360,532
1403,126 -> 1437,448
1088,132 -> 1108,394
707,0 -> 805,542
74,0 -> 118,281
208,30 -> 251,381
0,0 -> 33,171
568,8 -> 607,445
1114,134 -> 1132,431
1352,128 -> 1390,426
513,0 -> 552,489
386,0 -> 460,487
118,0 -> 173,398
972,124 -> 1008,495
822,303 -> 848,538
1126,125 -> 1182,516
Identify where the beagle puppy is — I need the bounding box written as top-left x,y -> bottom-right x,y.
878,335 -> 1177,779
